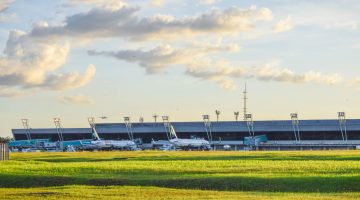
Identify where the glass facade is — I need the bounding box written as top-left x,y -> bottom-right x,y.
13,130 -> 360,142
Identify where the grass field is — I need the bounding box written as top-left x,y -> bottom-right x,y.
1,151 -> 360,199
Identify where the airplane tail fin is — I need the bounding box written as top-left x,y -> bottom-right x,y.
91,126 -> 101,140
169,125 -> 178,139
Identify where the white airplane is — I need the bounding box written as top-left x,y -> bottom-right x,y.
151,139 -> 174,151
87,139 -> 137,150
167,125 -> 211,150
84,118 -> 137,150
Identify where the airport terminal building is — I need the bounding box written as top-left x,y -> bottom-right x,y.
11,119 -> 360,150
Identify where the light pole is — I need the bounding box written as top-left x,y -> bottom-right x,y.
234,111 -> 239,121
215,110 -> 220,122
153,114 -> 158,123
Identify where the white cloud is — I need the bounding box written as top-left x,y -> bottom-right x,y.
185,60 -> 245,90
3,1 -> 347,92
256,63 -> 342,85
88,42 -> 239,74
0,30 -> 70,85
186,61 -> 342,89
89,43 -> 342,89
88,43 -> 243,89
272,16 -> 293,33
0,0 -> 13,13
31,6 -> 273,41
38,64 -> 96,90
0,30 -> 96,97
0,0 -> 15,23
59,94 -> 94,105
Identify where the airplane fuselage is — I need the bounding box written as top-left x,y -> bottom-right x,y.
83,140 -> 136,150
169,138 -> 211,149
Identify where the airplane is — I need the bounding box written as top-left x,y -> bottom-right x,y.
151,139 -> 174,151
99,116 -> 108,120
83,117 -> 137,151
83,139 -> 137,151
166,125 -> 211,150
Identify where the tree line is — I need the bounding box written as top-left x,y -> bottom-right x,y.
0,136 -> 12,143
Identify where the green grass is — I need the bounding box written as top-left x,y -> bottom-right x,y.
1,151 -> 360,199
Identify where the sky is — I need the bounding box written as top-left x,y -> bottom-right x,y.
1,0 -> 360,136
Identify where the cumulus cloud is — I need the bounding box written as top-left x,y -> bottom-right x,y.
272,16 -> 293,33
59,94 -> 94,105
0,0 -> 13,13
187,62 -> 342,89
185,61 -> 246,89
88,43 -> 244,89
89,43 -> 342,89
0,30 -> 96,97
0,0 -> 15,23
31,5 -> 273,41
88,42 -> 239,73
256,63 -> 342,85
37,64 -> 96,90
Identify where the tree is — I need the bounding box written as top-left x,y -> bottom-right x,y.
0,136 -> 12,143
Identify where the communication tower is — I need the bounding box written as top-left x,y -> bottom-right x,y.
243,84 -> 248,121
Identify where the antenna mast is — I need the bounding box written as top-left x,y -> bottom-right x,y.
243,83 -> 248,121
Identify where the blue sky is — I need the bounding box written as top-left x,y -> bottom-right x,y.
1,0 -> 360,136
